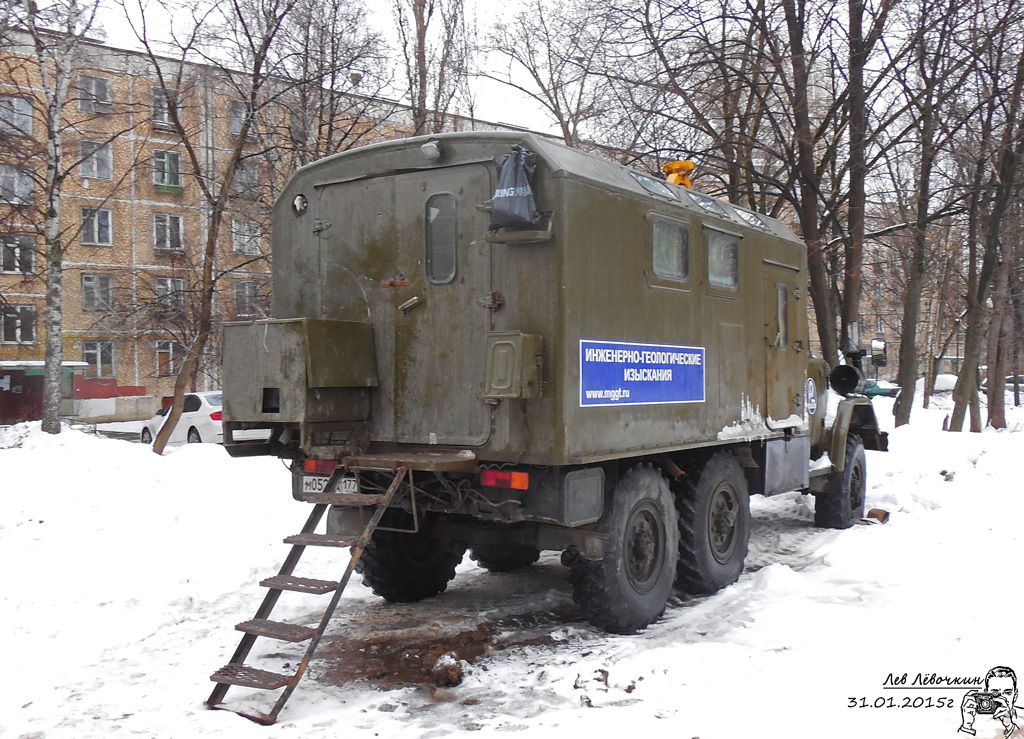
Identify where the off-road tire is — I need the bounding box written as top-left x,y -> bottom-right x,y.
569,464 -> 679,634
676,451 -> 750,595
814,434 -> 866,529
470,544 -> 541,572
356,517 -> 465,603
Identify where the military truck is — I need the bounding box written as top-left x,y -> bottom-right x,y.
221,131 -> 887,636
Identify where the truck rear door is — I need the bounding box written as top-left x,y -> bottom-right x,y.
389,163 -> 494,445
316,163 -> 493,447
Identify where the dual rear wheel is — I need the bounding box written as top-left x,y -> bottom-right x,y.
570,454 -> 750,633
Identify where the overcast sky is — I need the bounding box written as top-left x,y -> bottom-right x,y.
98,0 -> 557,135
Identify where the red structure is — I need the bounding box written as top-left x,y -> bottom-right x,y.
0,362 -> 87,424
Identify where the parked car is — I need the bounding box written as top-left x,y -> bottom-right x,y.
980,375 -> 1024,392
864,379 -> 900,398
140,392 -> 223,445
915,374 -> 959,396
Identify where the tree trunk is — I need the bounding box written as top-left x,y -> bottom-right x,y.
781,0 -> 839,366
986,255 -> 1010,427
894,75 -> 937,426
41,249 -> 63,433
844,0 -> 867,358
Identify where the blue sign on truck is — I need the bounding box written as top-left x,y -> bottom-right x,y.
579,339 -> 706,407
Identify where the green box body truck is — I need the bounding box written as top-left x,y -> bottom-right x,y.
221,131 -> 887,633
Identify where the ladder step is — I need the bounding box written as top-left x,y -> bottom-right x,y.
210,664 -> 292,690
298,493 -> 386,506
261,575 -> 339,594
284,533 -> 359,548
236,618 -> 317,642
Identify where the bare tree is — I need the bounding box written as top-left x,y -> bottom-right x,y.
277,0 -> 392,167
393,0 -> 474,134
947,0 -> 1024,432
121,0 -> 389,452
2,0 -> 143,433
124,0 -> 300,453
888,0 -> 977,426
486,0 -> 614,147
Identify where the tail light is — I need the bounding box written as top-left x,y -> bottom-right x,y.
480,468 -> 530,490
303,459 -> 339,475
210,411 -> 223,421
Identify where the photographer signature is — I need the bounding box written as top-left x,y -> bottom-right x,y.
961,667 -> 1021,737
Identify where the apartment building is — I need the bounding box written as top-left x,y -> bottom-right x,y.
1,30 -> 417,414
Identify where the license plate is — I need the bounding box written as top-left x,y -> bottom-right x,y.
301,475 -> 358,494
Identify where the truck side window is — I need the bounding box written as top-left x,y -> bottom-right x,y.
425,193 -> 457,284
707,229 -> 739,289
652,218 -> 689,281
775,283 -> 789,349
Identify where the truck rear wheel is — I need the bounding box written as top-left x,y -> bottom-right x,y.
676,451 -> 750,595
470,544 -> 541,572
814,434 -> 866,529
356,515 -> 465,603
569,464 -> 679,634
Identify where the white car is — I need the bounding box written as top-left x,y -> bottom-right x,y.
140,391 -> 223,445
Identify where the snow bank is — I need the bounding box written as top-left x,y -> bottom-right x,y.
3,398 -> 1024,738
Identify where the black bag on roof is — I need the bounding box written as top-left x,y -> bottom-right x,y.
489,146 -> 542,230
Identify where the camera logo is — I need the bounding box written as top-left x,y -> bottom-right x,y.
961,666 -> 1021,736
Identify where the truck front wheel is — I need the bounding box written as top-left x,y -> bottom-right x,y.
569,464 -> 679,634
814,434 -> 866,529
356,515 -> 465,603
676,451 -> 750,595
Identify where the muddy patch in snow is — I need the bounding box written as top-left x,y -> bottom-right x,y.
317,604 -> 583,689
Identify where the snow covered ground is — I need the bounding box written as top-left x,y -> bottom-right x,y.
3,394 -> 1024,739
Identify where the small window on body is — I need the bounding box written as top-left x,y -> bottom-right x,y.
652,219 -> 689,281
707,230 -> 739,289
775,283 -> 789,349
425,193 -> 457,284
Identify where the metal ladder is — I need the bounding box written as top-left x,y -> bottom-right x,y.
206,465 -> 408,725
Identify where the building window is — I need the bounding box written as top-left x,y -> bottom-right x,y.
155,276 -> 185,311
425,193 -> 457,284
652,218 -> 689,281
82,273 -> 114,312
229,99 -> 253,136
2,305 -> 35,343
80,141 -> 112,180
151,87 -> 177,126
78,74 -> 112,114
707,229 -> 739,290
231,219 -> 261,255
1,234 -> 34,274
156,340 -> 181,376
234,280 -> 262,319
153,212 -> 184,252
83,340 -> 115,378
231,161 -> 258,191
81,208 -> 113,245
0,95 -> 32,136
152,150 -> 182,188
0,164 -> 32,204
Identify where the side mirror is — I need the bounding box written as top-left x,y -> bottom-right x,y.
870,337 -> 888,368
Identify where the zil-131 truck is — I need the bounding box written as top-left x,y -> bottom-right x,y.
208,131 -> 887,723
